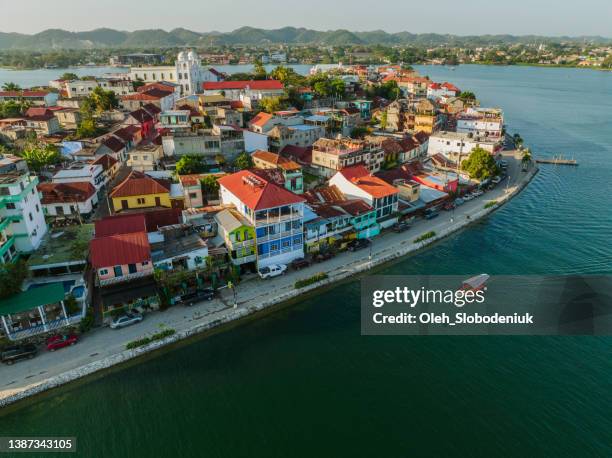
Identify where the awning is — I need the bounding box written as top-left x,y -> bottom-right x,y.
100,278 -> 158,307
0,283 -> 65,316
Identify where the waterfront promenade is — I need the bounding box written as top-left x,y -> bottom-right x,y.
0,151 -> 536,407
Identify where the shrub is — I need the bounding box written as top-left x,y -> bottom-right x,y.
295,272 -> 329,289
125,328 -> 176,350
484,200 -> 498,209
79,309 -> 94,333
413,231 -> 436,243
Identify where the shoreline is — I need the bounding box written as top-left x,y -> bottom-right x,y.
0,155 -> 538,409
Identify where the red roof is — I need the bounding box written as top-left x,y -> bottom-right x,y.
218,170 -> 304,211
90,232 -> 151,268
442,82 -> 460,93
123,88 -> 171,101
95,214 -> 147,237
230,100 -> 244,109
280,145 -> 312,166
338,165 -> 399,198
38,181 -> 96,204
203,80 -> 284,91
128,109 -> 153,124
137,82 -> 176,93
0,90 -> 49,98
109,171 -> 169,198
113,125 -> 140,142
252,150 -> 301,171
142,103 -> 162,115
249,112 -> 273,128
24,107 -> 55,121
92,154 -> 118,170
101,136 -> 125,153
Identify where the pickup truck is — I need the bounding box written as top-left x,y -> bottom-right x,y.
1,344 -> 37,365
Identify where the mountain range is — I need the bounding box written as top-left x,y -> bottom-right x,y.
0,27 -> 610,50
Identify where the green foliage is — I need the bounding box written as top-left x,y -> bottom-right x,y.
59,72 -> 79,81
484,200 -> 498,209
20,143 -> 61,172
253,61 -> 267,80
414,231 -> 436,243
521,148 -> 532,164
1,82 -> 21,91
79,309 -> 95,333
351,126 -> 370,138
176,154 -> 207,175
366,80 -> 400,100
125,328 -> 176,350
259,96 -> 284,113
269,66 -> 306,87
88,87 -> 118,112
64,295 -> 80,315
309,74 -> 346,98
459,91 -> 477,101
380,110 -> 388,130
233,151 -> 254,170
295,272 -> 329,289
0,260 -> 28,299
75,118 -> 98,139
200,175 -> 220,197
0,100 -> 30,118
461,147 -> 500,180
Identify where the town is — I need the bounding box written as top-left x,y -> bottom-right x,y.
0,52 -> 534,388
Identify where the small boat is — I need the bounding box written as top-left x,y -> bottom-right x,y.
460,274 -> 490,291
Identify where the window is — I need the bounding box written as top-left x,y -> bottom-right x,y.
282,239 -> 291,248
270,242 -> 280,252
6,203 -> 15,210
137,198 -> 146,204
29,212 -> 33,221
142,261 -> 149,266
189,193 -> 197,199
35,204 -> 39,212
99,269 -> 108,276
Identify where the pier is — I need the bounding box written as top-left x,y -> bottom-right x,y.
535,156 -> 578,166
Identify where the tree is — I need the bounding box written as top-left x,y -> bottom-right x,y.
513,133 -> 524,149
20,143 -> 61,172
233,152 -> 253,170
329,78 -> 346,98
0,260 -> 28,299
459,91 -> 476,102
380,110 -> 388,130
89,87 -> 118,112
75,118 -> 98,139
59,72 -> 79,81
0,100 -> 26,118
521,148 -> 532,166
351,126 -> 370,138
259,96 -> 284,113
200,175 -> 220,198
253,61 -> 267,80
1,82 -> 21,91
269,66 -> 306,87
461,147 -> 499,180
176,155 -> 207,175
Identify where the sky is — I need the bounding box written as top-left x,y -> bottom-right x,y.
3,0 -> 612,37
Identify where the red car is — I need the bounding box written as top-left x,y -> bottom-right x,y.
46,334 -> 78,351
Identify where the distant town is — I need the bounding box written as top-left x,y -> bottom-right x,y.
0,49 -> 535,388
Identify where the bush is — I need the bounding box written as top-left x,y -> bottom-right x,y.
295,272 -> 329,289
125,328 -> 176,350
484,200 -> 498,209
79,309 -> 94,333
414,231 -> 436,243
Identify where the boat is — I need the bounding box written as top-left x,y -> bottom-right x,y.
460,274 -> 490,291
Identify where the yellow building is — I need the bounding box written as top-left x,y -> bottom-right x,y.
110,171 -> 179,213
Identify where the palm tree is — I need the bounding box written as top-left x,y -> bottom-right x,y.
2,82 -> 21,91
521,148 -> 532,168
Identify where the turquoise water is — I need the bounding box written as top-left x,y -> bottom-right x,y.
1,66 -> 611,457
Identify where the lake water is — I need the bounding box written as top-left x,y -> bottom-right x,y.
1,65 -> 611,457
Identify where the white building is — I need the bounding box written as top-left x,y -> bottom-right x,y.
61,78 -> 133,98
456,107 -> 504,140
0,172 -> 48,261
129,51 -> 222,96
127,145 -> 163,172
52,163 -> 106,191
427,131 -> 501,163
38,182 -> 99,218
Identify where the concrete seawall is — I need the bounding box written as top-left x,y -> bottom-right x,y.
0,164 -> 538,408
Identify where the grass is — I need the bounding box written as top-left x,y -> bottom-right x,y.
295,272 -> 328,289
413,231 -> 436,243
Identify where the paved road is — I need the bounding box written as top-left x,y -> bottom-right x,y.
0,152 -> 532,400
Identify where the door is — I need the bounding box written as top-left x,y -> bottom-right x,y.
155,197 -> 161,207
113,266 -> 123,277
128,264 -> 137,274
121,200 -> 129,210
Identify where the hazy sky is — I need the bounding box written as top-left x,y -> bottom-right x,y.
3,0 -> 612,36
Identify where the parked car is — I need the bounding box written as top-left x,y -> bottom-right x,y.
258,264 -> 287,279
454,198 -> 465,206
491,176 -> 502,184
181,288 -> 215,306
347,239 -> 371,252
472,189 -> 484,197
290,258 -> 311,270
393,221 -> 412,233
1,344 -> 37,365
443,202 -> 456,211
499,160 -> 508,167
424,209 -> 440,220
463,193 -> 474,201
110,311 -> 143,329
46,334 -> 78,352
314,251 -> 334,263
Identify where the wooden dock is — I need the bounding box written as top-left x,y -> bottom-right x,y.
535,156 -> 578,166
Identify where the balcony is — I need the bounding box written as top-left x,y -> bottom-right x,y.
7,314 -> 82,341
98,270 -> 153,287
